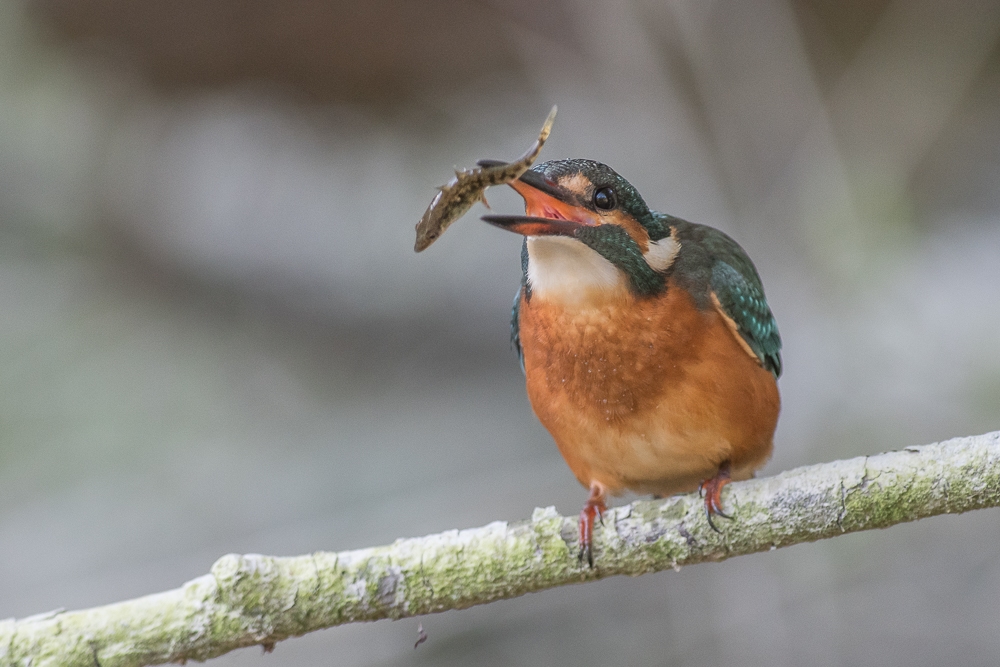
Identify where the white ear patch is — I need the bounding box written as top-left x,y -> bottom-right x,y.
644,234 -> 680,272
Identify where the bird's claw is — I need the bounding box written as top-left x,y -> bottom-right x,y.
700,462 -> 733,533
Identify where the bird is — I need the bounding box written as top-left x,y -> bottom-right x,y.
480,159 -> 781,566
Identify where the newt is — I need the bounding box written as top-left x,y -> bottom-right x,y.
414,105 -> 557,252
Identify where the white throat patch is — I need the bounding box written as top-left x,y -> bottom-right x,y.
526,236 -> 624,303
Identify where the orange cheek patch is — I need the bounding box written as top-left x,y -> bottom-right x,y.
610,213 -> 651,252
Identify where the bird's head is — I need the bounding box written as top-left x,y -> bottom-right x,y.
482,159 -> 679,302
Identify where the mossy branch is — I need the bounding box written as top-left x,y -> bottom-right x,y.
3,431 -> 1000,667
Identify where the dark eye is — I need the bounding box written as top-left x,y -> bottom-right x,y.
594,187 -> 616,210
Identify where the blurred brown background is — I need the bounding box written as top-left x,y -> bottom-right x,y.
2,0 -> 1000,664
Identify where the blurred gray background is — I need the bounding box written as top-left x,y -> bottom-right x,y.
2,0 -> 1000,664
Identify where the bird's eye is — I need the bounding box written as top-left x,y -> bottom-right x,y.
594,187 -> 616,210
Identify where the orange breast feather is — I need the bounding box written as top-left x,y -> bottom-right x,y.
518,279 -> 780,497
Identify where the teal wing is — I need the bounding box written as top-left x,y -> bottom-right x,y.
710,260 -> 782,378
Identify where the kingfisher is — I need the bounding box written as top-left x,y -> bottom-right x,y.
480,159 -> 781,565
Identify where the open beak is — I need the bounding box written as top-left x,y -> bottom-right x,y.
480,214 -> 583,237
478,161 -> 599,237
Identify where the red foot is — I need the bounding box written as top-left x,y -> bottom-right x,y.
699,462 -> 733,533
578,484 -> 606,568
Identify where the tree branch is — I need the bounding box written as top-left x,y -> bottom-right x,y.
3,431 -> 1000,667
